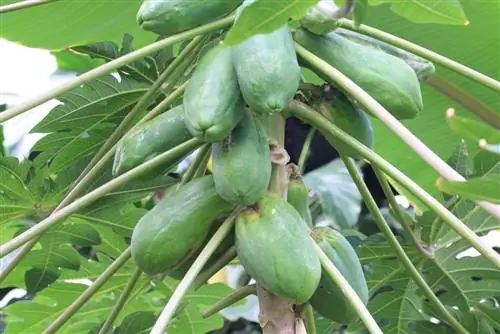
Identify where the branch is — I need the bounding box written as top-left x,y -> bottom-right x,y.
42,247 -> 132,334
339,19 -> 500,93
341,156 -> 469,334
293,42 -> 500,218
0,0 -> 59,13
150,208 -> 242,334
0,15 -> 234,123
285,100 -> 500,269
0,138 -> 203,258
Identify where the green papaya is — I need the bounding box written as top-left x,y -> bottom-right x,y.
183,45 -> 244,142
309,226 -> 369,324
112,105 -> 192,177
231,1 -> 300,114
137,0 -> 241,36
236,194 -> 321,303
286,164 -> 313,228
131,175 -> 235,275
314,87 -> 373,157
211,110 -> 271,205
294,29 -> 423,119
336,28 -> 435,82
301,0 -> 341,35
168,216 -> 235,280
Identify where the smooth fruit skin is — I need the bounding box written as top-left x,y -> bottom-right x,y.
295,28 -> 423,119
235,194 -> 321,304
309,226 -> 369,324
112,105 -> 192,177
211,110 -> 271,205
286,165 -> 313,228
232,25 -> 300,114
137,0 -> 242,36
315,90 -> 373,158
183,45 -> 244,142
131,175 -> 235,276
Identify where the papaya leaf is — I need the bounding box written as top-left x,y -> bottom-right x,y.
447,113 -> 500,144
353,0 -> 369,27
115,311 -> 156,334
0,0 -> 155,50
369,0 -> 468,25
225,0 -> 317,45
437,176 -> 500,204
305,159 -> 362,229
446,140 -> 473,179
51,49 -> 104,73
470,301 -> 500,330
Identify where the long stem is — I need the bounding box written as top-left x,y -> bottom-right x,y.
180,144 -> 211,186
301,303 -> 317,334
298,127 -> 316,173
286,100 -> 500,269
313,241 -> 383,334
339,19 -> 500,93
426,75 -> 500,129
0,138 -> 202,258
150,209 -> 242,334
294,42 -> 500,218
373,167 -> 433,258
70,35 -> 205,190
193,245 -> 236,290
0,0 -> 59,13
202,284 -> 257,318
0,86 -> 187,284
43,247 -> 132,334
98,267 -> 142,334
341,156 -> 469,334
0,15 -> 234,123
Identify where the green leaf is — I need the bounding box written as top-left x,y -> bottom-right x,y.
0,0 -> 155,50
471,301 -> 500,330
52,49 -> 104,73
353,0 -> 369,27
170,304 -> 223,334
225,0 -> 317,45
115,311 -> 156,334
365,2 -> 499,209
305,159 -> 362,228
369,0 -> 468,25
437,176 -> 500,204
447,112 -> 500,143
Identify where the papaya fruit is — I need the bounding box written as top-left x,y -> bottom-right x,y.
286,164 -> 313,228
168,215 -> 235,280
294,28 -> 423,119
314,87 -> 373,157
309,226 -> 369,324
183,45 -> 244,142
231,1 -> 300,114
211,110 -> 271,205
336,28 -> 435,82
112,105 -> 192,177
301,0 -> 341,35
131,175 -> 235,275
235,194 -> 321,303
137,0 -> 241,36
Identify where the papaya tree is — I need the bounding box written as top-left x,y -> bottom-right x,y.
0,0 -> 499,333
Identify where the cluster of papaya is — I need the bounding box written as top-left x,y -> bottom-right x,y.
111,0 -> 430,325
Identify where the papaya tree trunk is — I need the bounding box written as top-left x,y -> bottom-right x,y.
261,114 -> 307,334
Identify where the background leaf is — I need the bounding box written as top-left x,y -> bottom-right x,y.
225,0 -> 317,45
437,176 -> 500,204
0,0 -> 155,50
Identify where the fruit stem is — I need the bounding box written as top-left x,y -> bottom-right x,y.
286,100 -> 500,269
193,245 -> 236,290
43,247 -> 132,334
0,15 -> 235,123
293,42 -> 500,219
313,240 -> 383,334
301,303 -> 317,334
98,267 -> 142,334
339,19 -> 500,93
341,156 -> 470,334
202,284 -> 257,318
151,208 -> 242,334
180,144 -> 211,186
373,167 -> 434,259
0,138 -> 203,260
